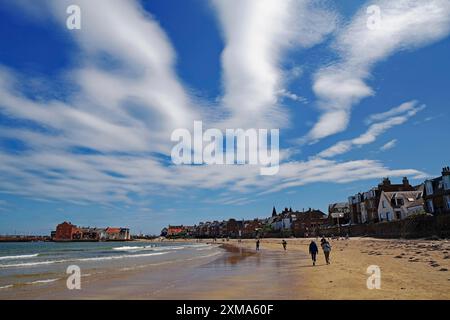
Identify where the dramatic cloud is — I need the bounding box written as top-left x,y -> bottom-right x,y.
0,0 -> 429,207
212,0 -> 337,128
306,0 -> 450,142
2,0 -> 200,150
318,101 -> 424,158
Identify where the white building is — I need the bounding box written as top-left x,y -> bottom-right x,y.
378,191 -> 424,222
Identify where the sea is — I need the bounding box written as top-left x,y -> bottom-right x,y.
0,241 -> 221,291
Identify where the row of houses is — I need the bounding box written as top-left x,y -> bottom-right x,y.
328,166 -> 450,225
162,207 -> 328,239
52,222 -> 131,241
164,166 -> 450,238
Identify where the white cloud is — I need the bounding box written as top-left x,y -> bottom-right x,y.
212,0 -> 337,128
0,0 -> 213,168
306,0 -> 450,142
366,100 -> 418,124
278,89 -> 308,104
0,1 -> 429,207
259,158 -> 427,194
318,101 -> 424,158
380,139 -> 397,151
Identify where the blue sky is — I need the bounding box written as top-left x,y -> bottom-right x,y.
0,0 -> 449,235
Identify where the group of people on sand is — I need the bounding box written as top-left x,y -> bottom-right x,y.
255,237 -> 332,266
309,237 -> 331,266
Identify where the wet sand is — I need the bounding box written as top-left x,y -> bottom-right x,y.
224,237 -> 450,299
1,242 -> 313,299
1,237 -> 449,299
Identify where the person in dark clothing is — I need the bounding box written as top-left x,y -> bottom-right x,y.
309,241 -> 319,266
256,239 -> 260,251
282,240 -> 287,251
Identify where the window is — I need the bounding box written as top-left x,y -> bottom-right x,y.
445,195 -> 450,210
426,181 -> 433,195
444,176 -> 450,190
382,201 -> 386,208
396,198 -> 404,206
427,200 -> 434,213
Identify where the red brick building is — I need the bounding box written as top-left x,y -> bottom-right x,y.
53,222 -> 130,241
291,209 -> 327,237
54,221 -> 81,241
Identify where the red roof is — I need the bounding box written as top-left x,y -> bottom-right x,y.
106,227 -> 121,233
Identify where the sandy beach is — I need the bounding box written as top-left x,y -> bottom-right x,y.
0,237 -> 449,300
221,237 -> 450,299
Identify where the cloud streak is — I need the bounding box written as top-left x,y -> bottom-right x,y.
306,0 -> 450,142
380,139 -> 397,151
212,0 -> 337,128
318,101 -> 424,158
0,0 -> 430,208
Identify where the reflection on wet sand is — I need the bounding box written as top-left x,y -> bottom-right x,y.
214,244 -> 257,266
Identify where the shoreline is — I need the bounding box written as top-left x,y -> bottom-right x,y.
0,237 -> 448,299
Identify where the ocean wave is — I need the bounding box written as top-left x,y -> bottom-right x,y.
77,251 -> 169,262
112,245 -> 185,252
0,251 -> 170,268
0,284 -> 13,290
152,246 -> 185,251
0,253 -> 39,260
112,246 -> 142,251
26,278 -> 60,285
0,259 -> 67,268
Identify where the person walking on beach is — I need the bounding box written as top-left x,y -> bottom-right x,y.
256,239 -> 260,251
282,239 -> 287,251
309,241 -> 319,266
321,239 -> 332,265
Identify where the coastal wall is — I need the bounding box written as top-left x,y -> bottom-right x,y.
320,214 -> 450,239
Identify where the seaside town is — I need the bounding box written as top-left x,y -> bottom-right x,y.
50,222 -> 131,241
0,166 -> 448,242
162,166 -> 450,240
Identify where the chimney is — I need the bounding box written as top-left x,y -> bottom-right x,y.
382,177 -> 391,186
402,177 -> 409,186
442,167 -> 450,176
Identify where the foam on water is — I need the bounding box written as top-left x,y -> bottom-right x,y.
0,253 -> 39,260
76,251 -> 169,262
26,278 -> 60,285
112,245 -> 186,252
0,285 -> 13,290
0,251 -> 170,268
